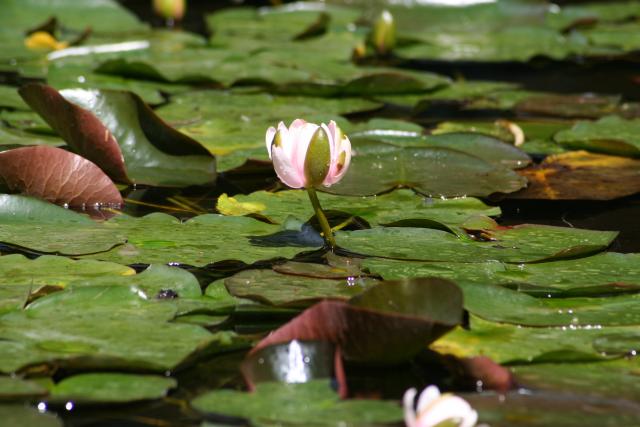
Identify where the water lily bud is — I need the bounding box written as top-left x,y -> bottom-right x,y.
265,119 -> 352,189
153,0 -> 186,21
404,386 -> 478,427
371,10 -> 396,55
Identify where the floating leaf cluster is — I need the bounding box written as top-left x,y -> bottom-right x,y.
0,0 -> 639,426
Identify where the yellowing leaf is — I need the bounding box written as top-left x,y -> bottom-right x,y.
216,193 -> 266,216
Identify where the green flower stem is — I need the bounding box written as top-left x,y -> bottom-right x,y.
306,187 -> 336,250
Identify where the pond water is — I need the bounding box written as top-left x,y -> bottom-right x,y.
1,0 -> 640,426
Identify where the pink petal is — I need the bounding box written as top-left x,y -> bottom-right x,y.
323,126 -> 352,186
271,146 -> 306,188
292,122 -> 319,179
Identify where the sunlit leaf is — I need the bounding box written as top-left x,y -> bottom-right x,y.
0,146 -> 123,207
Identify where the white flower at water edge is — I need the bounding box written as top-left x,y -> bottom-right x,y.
403,385 -> 478,427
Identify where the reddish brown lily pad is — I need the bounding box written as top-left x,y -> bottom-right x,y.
250,278 -> 463,364
19,84 -> 129,183
0,146 -> 123,207
510,150 -> 640,200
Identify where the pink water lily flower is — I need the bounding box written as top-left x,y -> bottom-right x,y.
404,385 -> 478,427
265,119 -> 352,189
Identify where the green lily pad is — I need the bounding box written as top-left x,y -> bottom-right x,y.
0,254 -> 133,287
224,269 -> 377,307
592,332 -> 640,357
50,373 -> 176,403
1,0 -> 146,36
554,115 -> 640,157
468,390 -> 640,427
458,281 -> 640,327
0,405 -> 62,427
0,123 -> 65,148
0,85 -> 29,110
68,264 -> 201,299
19,84 -> 216,186
0,376 -> 48,400
379,80 -> 521,109
512,358 -> 640,402
349,131 -> 531,169
77,213 -> 319,266
155,89 -> 380,171
219,189 -> 500,227
0,285 -> 223,373
207,3 -> 362,45
584,22 -> 640,52
337,224 -> 617,263
0,202 -> 318,265
191,380 -> 402,426
0,254 -> 133,306
395,26 -> 588,62
326,140 -> 526,197
432,315 -> 635,365
0,195 -> 125,255
95,27 -> 448,96
363,252 -> 640,295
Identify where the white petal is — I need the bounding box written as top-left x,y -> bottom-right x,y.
416,394 -> 477,427
403,388 -> 418,427
265,126 -> 276,159
417,386 -> 441,412
292,122 -> 319,179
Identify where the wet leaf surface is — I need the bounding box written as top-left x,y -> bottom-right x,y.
432,315 -> 634,365
0,405 -> 62,427
512,358 -> 640,402
554,116 -> 640,157
224,269 -> 378,308
0,146 -> 123,207
337,224 -> 617,263
0,284 -> 234,373
0,376 -> 48,399
50,373 -> 177,404
0,200 -> 317,264
192,380 -> 402,427
349,131 -> 531,170
467,390 -> 640,427
326,140 -> 527,197
1,0 -> 640,424
155,89 -> 381,171
218,189 -> 500,227
364,252 -> 640,294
